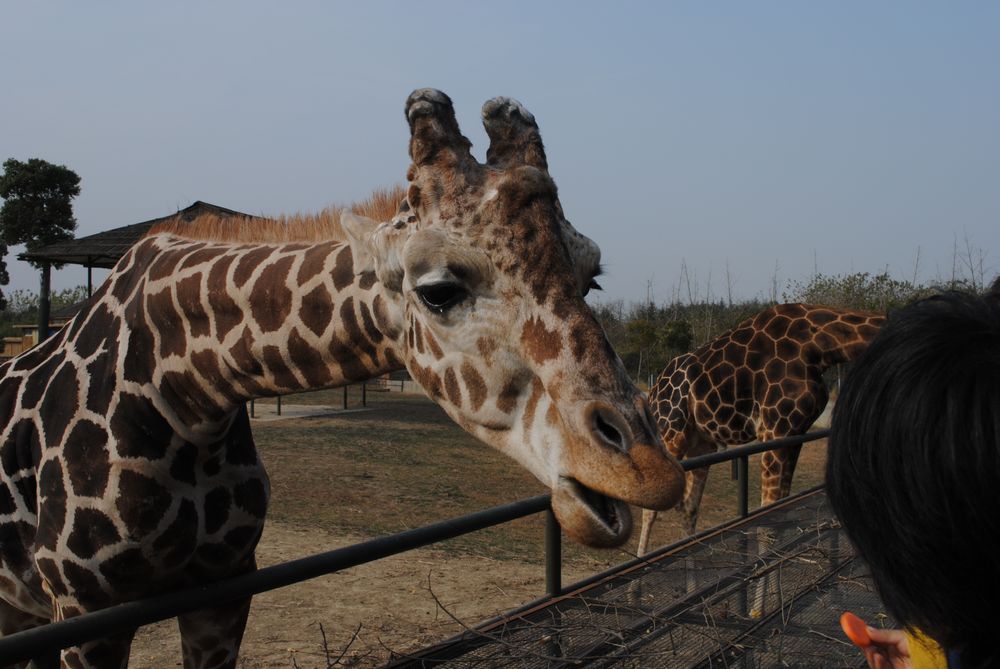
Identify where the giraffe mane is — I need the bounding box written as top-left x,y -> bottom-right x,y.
146,184 -> 406,243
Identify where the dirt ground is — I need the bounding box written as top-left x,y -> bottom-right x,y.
123,390 -> 828,668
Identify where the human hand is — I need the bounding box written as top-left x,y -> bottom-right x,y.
841,612 -> 912,669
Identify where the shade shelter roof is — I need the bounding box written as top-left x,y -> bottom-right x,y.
18,201 -> 256,269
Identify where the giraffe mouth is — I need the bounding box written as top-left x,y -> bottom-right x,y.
553,477 -> 633,548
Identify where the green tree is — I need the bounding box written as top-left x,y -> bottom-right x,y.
0,158 -> 81,313
782,271 -> 928,312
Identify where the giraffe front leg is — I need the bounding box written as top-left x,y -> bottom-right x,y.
177,596 -> 252,669
679,466 -> 711,536
636,509 -> 657,556
49,600 -> 135,669
759,443 -> 802,506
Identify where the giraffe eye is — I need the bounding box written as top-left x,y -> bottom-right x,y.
415,282 -> 468,314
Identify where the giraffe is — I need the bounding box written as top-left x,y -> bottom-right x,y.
636,303 -> 885,555
0,89 -> 685,668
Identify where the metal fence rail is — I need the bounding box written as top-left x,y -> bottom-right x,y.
0,430 -> 829,666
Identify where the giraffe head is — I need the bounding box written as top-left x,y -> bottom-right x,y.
342,90 -> 684,547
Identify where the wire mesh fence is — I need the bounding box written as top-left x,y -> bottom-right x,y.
389,489 -> 888,668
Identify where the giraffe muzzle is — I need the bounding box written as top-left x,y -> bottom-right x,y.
552,477 -> 633,548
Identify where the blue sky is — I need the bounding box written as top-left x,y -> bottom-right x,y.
2,2 -> 998,303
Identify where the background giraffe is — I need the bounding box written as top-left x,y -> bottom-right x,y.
637,303 -> 885,554
0,90 -> 684,668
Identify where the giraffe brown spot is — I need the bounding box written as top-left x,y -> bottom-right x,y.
297,243 -> 334,285
443,367 -> 461,406
176,274 -> 211,338
229,327 -> 264,378
300,284 -> 334,337
146,288 -> 187,358
250,256 -> 295,333
36,460 -> 66,550
190,350 -> 244,406
521,316 -> 562,365
358,300 -> 384,344
262,346 -> 300,389
0,484 -> 16,515
287,330 -> 332,388
117,470 -> 173,538
359,271 -> 378,290
327,334 -> 370,382
63,560 -> 113,609
411,320 -> 425,355
460,362 -> 487,411
410,361 -> 443,399
159,370 -> 223,426
424,329 -> 444,360
331,246 -> 355,291
148,249 -> 184,282
110,393 -> 173,460
205,487 -> 232,534
14,478 -> 36,514
0,377 -> 21,434
233,478 -> 267,519
67,508 -> 121,559
83,354 -> 115,422
170,443 -> 199,486
496,378 -> 521,414
340,298 -> 380,367
233,247 -> 274,287
0,522 -> 31,578
123,299 -> 156,385
224,525 -> 259,553
153,498 -> 199,569
19,351 -> 63,409
1,418 -> 40,477
99,548 -> 155,597
476,336 -> 497,364
206,254 -> 243,339
63,420 -> 111,497
40,361 -> 79,449
73,304 -> 115,359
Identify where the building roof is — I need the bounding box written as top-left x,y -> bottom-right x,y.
18,201 -> 256,269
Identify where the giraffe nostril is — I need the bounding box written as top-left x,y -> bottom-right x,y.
592,408 -> 628,452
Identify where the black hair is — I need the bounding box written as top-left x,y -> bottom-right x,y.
826,291 -> 1000,667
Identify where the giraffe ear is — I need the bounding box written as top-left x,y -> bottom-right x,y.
341,211 -> 406,291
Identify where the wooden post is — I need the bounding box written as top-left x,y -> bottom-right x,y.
37,263 -> 51,344
342,386 -> 348,410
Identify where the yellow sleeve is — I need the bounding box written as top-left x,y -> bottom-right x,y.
906,629 -> 947,669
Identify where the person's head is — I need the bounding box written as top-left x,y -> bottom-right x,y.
826,290 -> 1000,665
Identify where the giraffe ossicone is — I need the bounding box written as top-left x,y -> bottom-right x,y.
0,89 -> 683,668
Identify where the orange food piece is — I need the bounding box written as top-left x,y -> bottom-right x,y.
840,611 -> 872,647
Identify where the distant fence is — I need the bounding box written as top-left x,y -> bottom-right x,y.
0,430 -> 830,666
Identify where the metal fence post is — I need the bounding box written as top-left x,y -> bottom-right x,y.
737,454 -> 750,518
276,395 -> 282,416
249,400 -> 255,418
545,508 -> 562,597
362,382 -> 367,407
343,386 -> 348,410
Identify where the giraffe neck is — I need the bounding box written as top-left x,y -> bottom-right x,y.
106,234 -> 406,440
